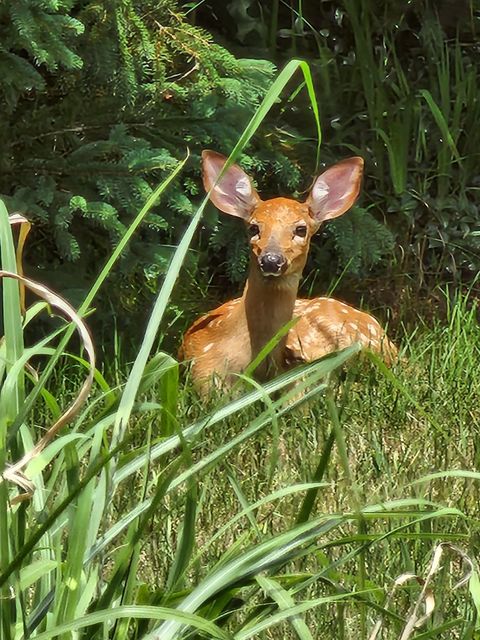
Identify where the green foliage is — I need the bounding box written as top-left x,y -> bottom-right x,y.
0,0 -> 83,107
1,0 -> 300,314
329,207 -> 394,275
313,0 -> 480,278
209,217 -> 251,283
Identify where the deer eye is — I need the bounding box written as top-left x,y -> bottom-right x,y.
294,225 -> 307,238
248,223 -> 260,238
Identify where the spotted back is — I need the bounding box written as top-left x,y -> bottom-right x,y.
287,298 -> 397,365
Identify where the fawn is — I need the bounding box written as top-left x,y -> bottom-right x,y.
179,151 -> 397,393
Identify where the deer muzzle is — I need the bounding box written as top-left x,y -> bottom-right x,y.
259,252 -> 287,276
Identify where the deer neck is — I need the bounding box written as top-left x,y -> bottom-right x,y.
242,263 -> 300,377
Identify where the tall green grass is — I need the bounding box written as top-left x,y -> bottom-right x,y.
1,59 -> 480,640
280,1 -> 480,278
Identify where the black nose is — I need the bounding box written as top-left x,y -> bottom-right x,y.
259,252 -> 286,274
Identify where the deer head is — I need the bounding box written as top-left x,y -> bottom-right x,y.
202,150 -> 364,281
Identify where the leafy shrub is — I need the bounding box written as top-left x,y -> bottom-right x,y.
0,1 -> 291,308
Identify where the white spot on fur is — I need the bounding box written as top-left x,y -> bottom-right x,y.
368,323 -> 378,337
340,308 -> 349,314
348,322 -> 359,332
202,343 -> 214,353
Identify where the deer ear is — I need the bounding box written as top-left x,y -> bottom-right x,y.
202,150 -> 260,220
307,157 -> 364,227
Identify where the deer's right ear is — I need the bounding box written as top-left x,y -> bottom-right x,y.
202,150 -> 260,220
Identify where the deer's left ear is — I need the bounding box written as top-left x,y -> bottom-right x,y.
307,157 -> 364,228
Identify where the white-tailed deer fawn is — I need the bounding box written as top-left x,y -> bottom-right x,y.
180,151 -> 397,392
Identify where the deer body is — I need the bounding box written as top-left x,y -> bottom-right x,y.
180,152 -> 396,393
